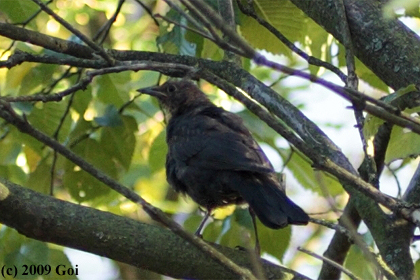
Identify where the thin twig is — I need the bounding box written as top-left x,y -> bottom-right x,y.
49,79 -> 78,195
218,0 -> 241,64
50,151 -> 57,196
252,57 -> 420,134
309,209 -> 342,215
298,247 -> 362,280
41,68 -> 76,95
342,220 -> 398,280
93,0 -> 125,44
309,218 -> 352,240
336,0 -> 378,190
236,0 -> 347,83
0,62 -> 195,103
183,0 -> 255,57
0,0 -> 54,59
154,14 -> 213,41
133,0 -> 160,27
30,0 -> 115,65
387,164 -> 402,198
162,0 -> 203,31
176,0 -> 248,56
14,0 -> 54,26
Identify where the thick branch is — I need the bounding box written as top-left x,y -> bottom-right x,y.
0,22 -> 94,59
0,179 -> 308,280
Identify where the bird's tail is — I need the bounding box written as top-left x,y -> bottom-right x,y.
233,173 -> 309,229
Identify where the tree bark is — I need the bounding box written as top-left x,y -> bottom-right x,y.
0,179 -> 308,280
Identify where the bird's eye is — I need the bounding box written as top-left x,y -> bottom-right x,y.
167,84 -> 177,93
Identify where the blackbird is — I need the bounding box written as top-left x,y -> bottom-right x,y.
138,80 -> 309,239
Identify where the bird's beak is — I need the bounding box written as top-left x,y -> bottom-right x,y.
137,86 -> 166,98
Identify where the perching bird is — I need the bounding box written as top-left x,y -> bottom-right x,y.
138,80 -> 308,246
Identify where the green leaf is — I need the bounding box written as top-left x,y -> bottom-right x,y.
383,0 -> 420,18
0,135 -> 22,165
385,125 -> 420,163
26,158 -> 52,194
9,127 -> 43,156
363,84 -> 420,163
95,72 -> 131,107
27,102 -> 72,143
4,240 -> 49,280
239,0 -> 306,56
64,138 -> 117,202
0,226 -> 26,255
258,219 -> 291,260
305,18 -> 331,76
393,83 -> 417,97
185,28 -> 204,58
46,249 -> 77,280
344,245 -> 375,279
157,9 -> 196,56
362,85 -> 417,141
415,259 -> 420,278
94,105 -> 123,127
68,118 -> 94,145
121,164 -> 151,187
227,208 -> 291,260
363,113 -> 386,144
238,110 -> 278,142
234,208 -> 254,229
72,87 -> 92,116
0,165 -> 27,186
18,64 -> 58,96
283,150 -> 343,196
0,0 -> 39,27
184,213 -> 207,234
4,59 -> 35,96
0,228 -> 76,280
200,38 -> 224,61
219,213 -> 254,249
355,57 -> 389,92
207,208 -> 291,260
241,209 -> 291,260
148,129 -> 168,173
13,102 -> 33,115
100,116 -> 137,170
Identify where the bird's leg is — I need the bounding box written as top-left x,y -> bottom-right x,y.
195,209 -> 212,237
249,208 -> 261,256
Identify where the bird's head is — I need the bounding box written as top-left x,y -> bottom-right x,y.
137,80 -> 211,119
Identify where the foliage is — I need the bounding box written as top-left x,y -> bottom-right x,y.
0,0 -> 420,279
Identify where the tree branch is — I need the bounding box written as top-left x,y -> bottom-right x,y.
0,23 -> 94,59
290,0 -> 420,90
30,0 -> 114,64
0,179 -> 310,280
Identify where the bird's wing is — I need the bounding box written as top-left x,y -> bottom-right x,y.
168,109 -> 273,173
